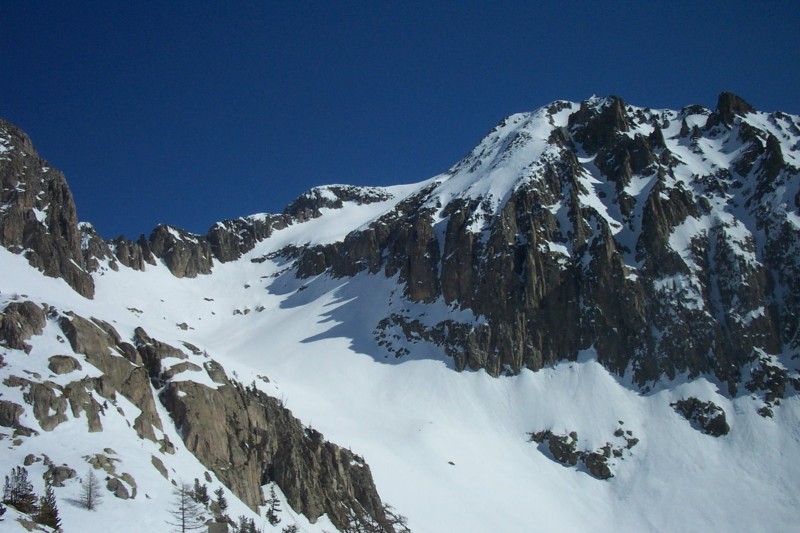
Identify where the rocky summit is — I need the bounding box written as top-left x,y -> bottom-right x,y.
0,93 -> 798,532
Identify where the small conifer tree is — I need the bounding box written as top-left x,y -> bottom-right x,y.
2,466 -> 38,514
265,483 -> 281,525
214,486 -> 228,516
192,478 -> 209,506
35,477 -> 61,531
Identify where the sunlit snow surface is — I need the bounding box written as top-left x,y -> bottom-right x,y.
2,222 -> 798,533
2,99 -> 800,532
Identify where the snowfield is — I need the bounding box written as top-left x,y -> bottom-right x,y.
1,214 -> 798,532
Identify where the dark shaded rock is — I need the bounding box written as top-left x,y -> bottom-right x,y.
147,225 -> 213,278
79,223 -> 117,272
204,360 -> 228,384
0,301 -> 46,353
112,234 -> 155,271
284,185 -> 392,220
133,326 -> 187,382
106,477 -> 130,499
711,92 -> 755,127
582,451 -> 613,480
0,119 -> 95,298
568,96 -> 630,152
151,455 -> 168,479
672,397 -> 730,436
529,430 -> 580,466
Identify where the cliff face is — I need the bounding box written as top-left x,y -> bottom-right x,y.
0,119 -> 95,298
286,94 -> 799,396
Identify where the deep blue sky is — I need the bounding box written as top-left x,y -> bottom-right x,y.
2,1 -> 798,239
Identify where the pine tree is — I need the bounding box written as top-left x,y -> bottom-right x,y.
265,483 -> 281,525
0,502 -> 6,520
192,478 -> 209,506
2,466 -> 37,514
236,515 -> 260,533
167,482 -> 206,532
35,477 -> 61,531
214,486 -> 228,516
79,469 -> 102,510
281,525 -> 299,533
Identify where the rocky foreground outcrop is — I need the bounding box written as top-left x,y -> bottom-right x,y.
0,302 -> 396,530
0,119 -> 95,298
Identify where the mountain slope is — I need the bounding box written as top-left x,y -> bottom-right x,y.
1,93 -> 799,532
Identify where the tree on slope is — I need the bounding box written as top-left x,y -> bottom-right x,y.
213,486 -> 228,517
192,478 -> 209,507
265,483 -> 281,525
2,466 -> 37,514
236,515 -> 260,533
79,469 -> 102,510
35,477 -> 61,531
167,482 -> 206,533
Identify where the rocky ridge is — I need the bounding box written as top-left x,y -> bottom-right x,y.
0,299 -> 396,531
289,93 -> 800,398
3,93 -> 799,396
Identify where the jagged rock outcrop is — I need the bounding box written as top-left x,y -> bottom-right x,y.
160,376 -> 392,531
528,428 -> 638,480
0,301 -> 46,353
0,119 -> 95,298
671,398 -> 730,436
285,93 -> 799,392
1,299 -> 398,528
57,313 -> 163,440
147,225 -> 214,278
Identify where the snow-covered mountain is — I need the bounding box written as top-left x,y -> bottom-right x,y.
1,93 -> 798,532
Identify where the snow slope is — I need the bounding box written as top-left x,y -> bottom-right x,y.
4,210 -> 799,532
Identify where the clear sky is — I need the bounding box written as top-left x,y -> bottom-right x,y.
2,1 -> 798,239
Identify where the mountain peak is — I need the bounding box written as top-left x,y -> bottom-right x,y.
714,91 -> 756,125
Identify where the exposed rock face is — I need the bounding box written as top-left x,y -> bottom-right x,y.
57,313 -> 163,440
0,399 -> 24,428
672,398 -> 730,437
207,214 -> 289,262
47,355 -> 82,374
529,426 -> 638,480
0,296 -> 397,529
0,119 -> 95,298
160,378 -> 391,531
147,225 -> 214,278
0,301 -> 46,353
286,93 -> 799,393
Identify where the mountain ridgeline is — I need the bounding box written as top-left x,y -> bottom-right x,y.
2,93 -> 799,396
